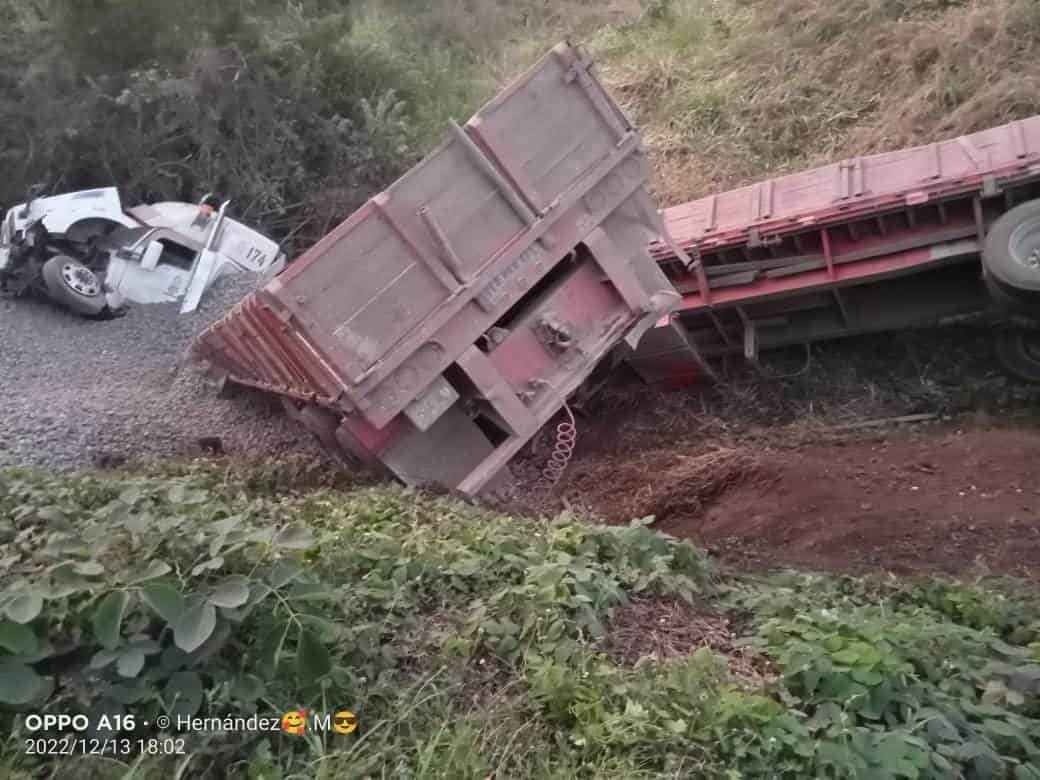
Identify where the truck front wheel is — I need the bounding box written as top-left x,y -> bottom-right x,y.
41,255 -> 108,317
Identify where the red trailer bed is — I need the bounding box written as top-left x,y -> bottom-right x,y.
630,117 -> 1040,382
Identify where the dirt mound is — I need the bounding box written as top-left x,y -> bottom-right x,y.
567,425 -> 1040,579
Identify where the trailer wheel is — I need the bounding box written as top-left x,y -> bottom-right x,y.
41,255 -> 108,317
995,327 -> 1040,383
983,199 -> 1040,311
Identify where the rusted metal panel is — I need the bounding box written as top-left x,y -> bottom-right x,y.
194,42 -> 681,495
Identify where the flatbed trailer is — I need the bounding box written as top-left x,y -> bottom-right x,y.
630,117 -> 1040,383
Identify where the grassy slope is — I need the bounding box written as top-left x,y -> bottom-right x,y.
589,0 -> 1040,204
355,0 -> 1040,206
1,463 -> 1038,779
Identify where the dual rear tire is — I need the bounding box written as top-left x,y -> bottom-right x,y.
982,199 -> 1040,382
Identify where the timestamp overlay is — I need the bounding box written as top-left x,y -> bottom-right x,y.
19,713 -> 187,758
18,709 -> 359,758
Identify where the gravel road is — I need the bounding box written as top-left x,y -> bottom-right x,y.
0,276 -> 325,470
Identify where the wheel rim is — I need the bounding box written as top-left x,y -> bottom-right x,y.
60,262 -> 100,297
1007,218 -> 1040,279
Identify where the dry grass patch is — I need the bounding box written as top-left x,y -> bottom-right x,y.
589,0 -> 1040,204
604,595 -> 775,685
562,445 -> 768,524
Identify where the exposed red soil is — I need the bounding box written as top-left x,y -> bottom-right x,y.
560,425 -> 1040,578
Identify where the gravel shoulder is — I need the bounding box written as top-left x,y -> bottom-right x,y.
0,275 -> 325,470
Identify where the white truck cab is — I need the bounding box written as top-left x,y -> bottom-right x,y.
0,187 -> 285,316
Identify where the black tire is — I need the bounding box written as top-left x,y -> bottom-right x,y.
41,255 -> 108,316
982,198 -> 1040,312
995,327 -> 1040,384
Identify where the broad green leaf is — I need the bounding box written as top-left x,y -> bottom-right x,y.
129,638 -> 162,655
5,590 -> 43,624
208,576 -> 250,609
168,485 -> 209,506
159,645 -> 191,672
163,671 -> 204,718
0,661 -> 45,704
0,621 -> 39,655
93,591 -> 130,648
983,718 -> 1019,738
273,526 -> 315,550
213,513 -> 243,533
119,487 -> 142,506
231,673 -> 265,702
296,630 -> 331,686
299,615 -> 341,640
90,648 -> 120,669
286,582 -> 334,601
931,753 -> 954,773
925,714 -> 959,742
174,603 -> 216,653
267,561 -> 302,589
73,561 -> 105,576
190,557 -> 224,577
140,582 -> 184,623
109,678 -> 151,704
43,569 -> 92,598
120,510 -> 151,535
116,647 -> 146,678
126,560 -> 171,584
851,667 -> 884,686
256,621 -> 290,680
831,648 -> 861,665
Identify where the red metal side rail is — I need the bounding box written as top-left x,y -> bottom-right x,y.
652,117 -> 1040,308
626,117 -> 1040,384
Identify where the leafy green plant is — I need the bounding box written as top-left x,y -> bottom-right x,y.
0,472 -> 338,727
746,604 -> 1040,779
3,464 -> 1039,780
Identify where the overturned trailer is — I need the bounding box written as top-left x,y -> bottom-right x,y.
193,43 -> 683,494
633,117 -> 1040,384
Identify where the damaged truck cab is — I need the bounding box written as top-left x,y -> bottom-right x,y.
0,187 -> 285,315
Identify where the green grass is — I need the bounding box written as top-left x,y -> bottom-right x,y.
1,462 -> 1038,778
583,0 -> 1040,204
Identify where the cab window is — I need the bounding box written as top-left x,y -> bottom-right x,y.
156,239 -> 197,270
